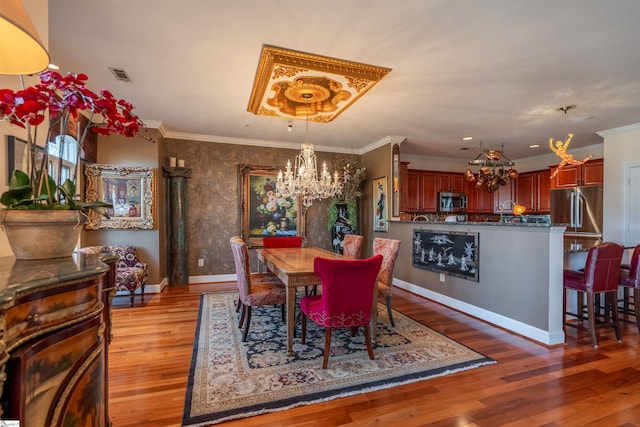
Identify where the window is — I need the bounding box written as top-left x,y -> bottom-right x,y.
47,135 -> 80,184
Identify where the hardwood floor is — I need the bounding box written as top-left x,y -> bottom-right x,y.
108,283 -> 640,427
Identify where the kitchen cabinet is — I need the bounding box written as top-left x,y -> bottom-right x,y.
0,254 -> 114,426
550,158 -> 603,188
514,169 -> 551,213
402,169 -> 437,212
465,180 -> 494,213
494,179 -> 515,213
437,173 -> 465,193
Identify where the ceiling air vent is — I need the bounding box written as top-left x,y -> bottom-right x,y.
109,67 -> 132,82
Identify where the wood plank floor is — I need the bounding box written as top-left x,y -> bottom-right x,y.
108,283 -> 640,427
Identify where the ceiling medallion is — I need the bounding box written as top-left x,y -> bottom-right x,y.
247,45 -> 391,122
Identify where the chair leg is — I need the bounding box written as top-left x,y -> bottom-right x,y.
363,322 -> 375,361
322,327 -> 332,369
129,290 -> 135,307
608,292 -> 622,342
301,313 -> 307,344
239,304 -> 247,329
635,288 -> 640,334
235,299 -> 242,313
141,284 -> 145,302
386,295 -> 395,327
242,306 -> 252,342
586,293 -> 598,347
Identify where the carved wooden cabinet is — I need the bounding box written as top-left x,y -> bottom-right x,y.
0,253 -> 114,426
550,158 -> 603,188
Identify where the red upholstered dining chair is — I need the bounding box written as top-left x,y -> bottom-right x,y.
563,241 -> 624,347
263,236 -> 303,248
342,234 -> 364,258
373,237 -> 402,327
229,236 -> 286,342
618,244 -> 640,333
300,255 -> 383,369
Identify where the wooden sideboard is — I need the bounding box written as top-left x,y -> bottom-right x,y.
0,253 -> 116,426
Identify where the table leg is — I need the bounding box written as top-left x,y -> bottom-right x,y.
287,285 -> 297,356
370,282 -> 378,344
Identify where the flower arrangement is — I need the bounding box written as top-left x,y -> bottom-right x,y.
0,70 -> 146,214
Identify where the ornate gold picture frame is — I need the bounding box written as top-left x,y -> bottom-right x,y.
240,164 -> 303,248
84,164 -> 156,230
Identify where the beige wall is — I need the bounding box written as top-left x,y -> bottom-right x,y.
599,123 -> 640,243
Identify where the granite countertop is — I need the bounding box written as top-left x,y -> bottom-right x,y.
0,253 -> 109,306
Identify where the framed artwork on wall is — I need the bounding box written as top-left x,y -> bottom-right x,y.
84,164 -> 156,230
373,176 -> 388,232
240,164 -> 302,248
412,229 -> 479,282
6,135 -> 45,184
391,143 -> 400,220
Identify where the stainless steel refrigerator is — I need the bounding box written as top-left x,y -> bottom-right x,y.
551,186 -> 603,250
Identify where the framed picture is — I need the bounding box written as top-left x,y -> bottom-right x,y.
391,143 -> 400,219
84,164 -> 156,230
6,135 -> 46,184
412,229 -> 479,282
240,164 -> 302,248
373,176 -> 388,232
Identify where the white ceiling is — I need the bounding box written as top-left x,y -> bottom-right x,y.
47,0 -> 640,160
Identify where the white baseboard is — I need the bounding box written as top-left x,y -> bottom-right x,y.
392,278 -> 564,346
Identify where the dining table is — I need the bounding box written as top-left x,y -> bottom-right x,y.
256,246 -> 378,356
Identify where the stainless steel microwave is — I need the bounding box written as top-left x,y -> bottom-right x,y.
438,192 -> 467,213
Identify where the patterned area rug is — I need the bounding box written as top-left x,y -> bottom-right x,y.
182,292 -> 495,426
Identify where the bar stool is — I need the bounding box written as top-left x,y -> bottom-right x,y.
563,242 -> 624,347
618,245 -> 640,333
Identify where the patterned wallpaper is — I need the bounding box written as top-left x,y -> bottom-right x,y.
163,138 -> 361,275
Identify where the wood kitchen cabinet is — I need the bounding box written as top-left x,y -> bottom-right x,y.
494,179 -> 515,213
465,180 -> 494,213
550,158 -> 603,188
0,254 -> 114,426
402,169 -> 437,212
514,169 -> 551,213
437,173 -> 465,193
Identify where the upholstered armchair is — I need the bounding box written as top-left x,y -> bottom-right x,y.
300,255 -> 383,369
373,238 -> 402,327
342,234 -> 364,258
77,245 -> 148,307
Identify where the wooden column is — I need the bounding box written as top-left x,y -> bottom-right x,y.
163,166 -> 191,285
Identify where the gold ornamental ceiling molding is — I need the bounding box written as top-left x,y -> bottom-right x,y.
247,45 -> 391,122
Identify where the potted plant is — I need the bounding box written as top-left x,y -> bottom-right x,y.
328,161 -> 365,253
0,70 -> 147,259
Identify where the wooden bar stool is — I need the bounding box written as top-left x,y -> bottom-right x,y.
563,242 -> 624,347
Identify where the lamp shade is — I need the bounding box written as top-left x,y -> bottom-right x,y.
0,0 -> 49,75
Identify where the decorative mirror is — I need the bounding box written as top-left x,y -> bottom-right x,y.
84,164 -> 156,230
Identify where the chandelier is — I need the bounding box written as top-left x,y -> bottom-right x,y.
276,109 -> 342,208
464,144 -> 518,193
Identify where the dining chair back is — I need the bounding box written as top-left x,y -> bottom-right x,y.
563,241 -> 624,347
229,236 -> 286,341
373,237 -> 402,327
342,234 -> 364,258
619,244 -> 640,333
300,255 -> 383,369
263,236 -> 303,248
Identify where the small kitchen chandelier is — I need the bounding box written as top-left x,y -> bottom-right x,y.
464,144 -> 518,193
276,106 -> 342,208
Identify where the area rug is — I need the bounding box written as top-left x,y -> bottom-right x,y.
182,292 -> 495,426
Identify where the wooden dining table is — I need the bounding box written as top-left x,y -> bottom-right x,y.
256,246 -> 378,356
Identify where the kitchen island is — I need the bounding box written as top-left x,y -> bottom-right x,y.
380,220 -> 566,346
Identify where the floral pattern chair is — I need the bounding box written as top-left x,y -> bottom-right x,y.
342,234 -> 364,258
300,255 -> 383,369
77,245 -> 148,307
230,236 -> 286,342
373,237 -> 402,327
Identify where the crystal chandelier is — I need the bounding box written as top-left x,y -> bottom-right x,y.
276,110 -> 342,208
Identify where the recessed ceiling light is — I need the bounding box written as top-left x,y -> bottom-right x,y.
529,144 -> 540,148
462,136 -> 473,141
48,63 -> 60,70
